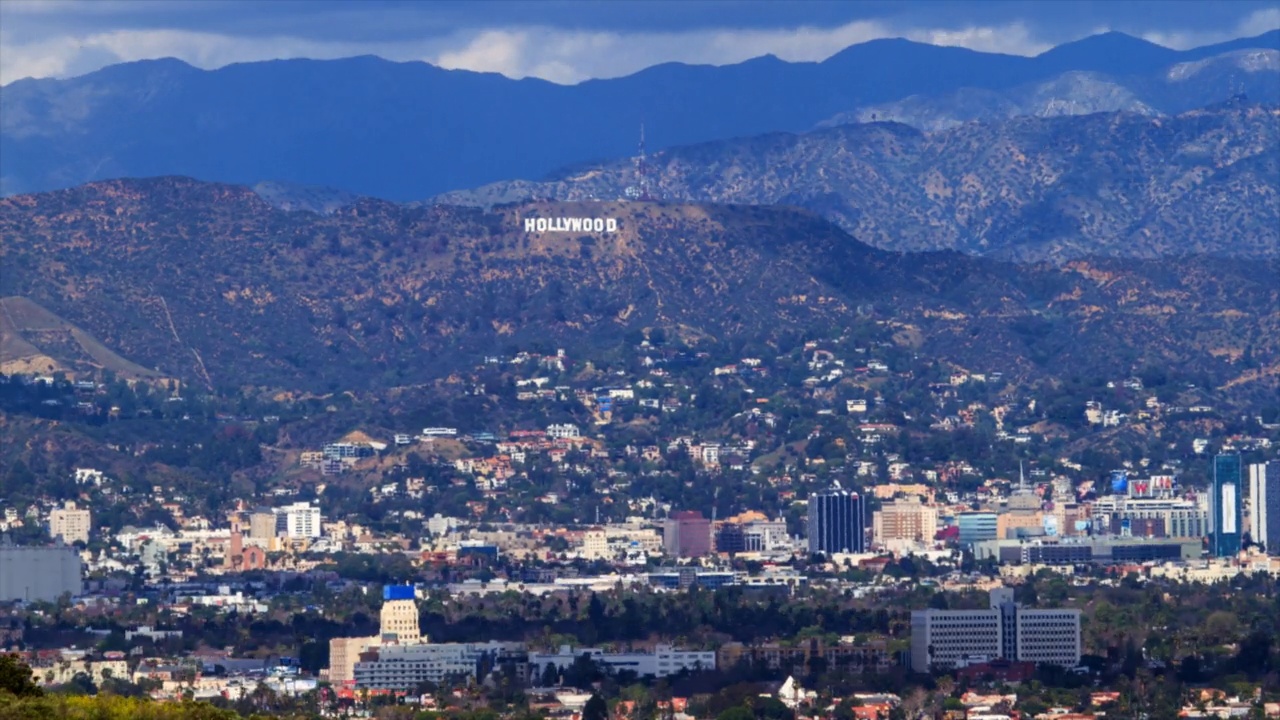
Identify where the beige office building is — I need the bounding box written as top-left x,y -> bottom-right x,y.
998,511 -> 1045,540
380,599 -> 421,643
328,635 -> 379,685
579,529 -> 609,560
248,511 -> 277,540
873,497 -> 938,547
328,593 -> 425,685
48,502 -> 91,544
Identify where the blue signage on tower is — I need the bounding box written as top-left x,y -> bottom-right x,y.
383,584 -> 415,601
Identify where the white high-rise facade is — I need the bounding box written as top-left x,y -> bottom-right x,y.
275,502 -> 321,539
1250,462 -> 1280,554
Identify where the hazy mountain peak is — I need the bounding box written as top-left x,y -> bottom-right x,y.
1033,31 -> 1178,74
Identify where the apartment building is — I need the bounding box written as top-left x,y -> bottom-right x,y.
872,497 -> 938,548
48,501 -> 91,544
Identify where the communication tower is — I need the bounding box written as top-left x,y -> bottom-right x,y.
626,123 -> 655,201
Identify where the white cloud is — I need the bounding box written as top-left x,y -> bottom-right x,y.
1,0 -> 163,13
909,22 -> 1052,56
0,9 -> 1274,87
1141,7 -> 1280,50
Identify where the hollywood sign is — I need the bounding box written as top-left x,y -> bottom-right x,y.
524,217 -> 619,233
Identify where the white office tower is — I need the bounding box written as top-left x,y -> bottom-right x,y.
910,587 -> 1080,672
1249,462 -> 1280,554
274,502 -> 322,539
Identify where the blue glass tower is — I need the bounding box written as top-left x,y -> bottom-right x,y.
1211,454 -> 1242,557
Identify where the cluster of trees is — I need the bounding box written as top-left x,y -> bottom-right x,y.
0,654 -> 242,719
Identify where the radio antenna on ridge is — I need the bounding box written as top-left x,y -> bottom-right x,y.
635,122 -> 653,201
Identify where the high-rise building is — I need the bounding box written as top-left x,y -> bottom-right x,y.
274,502 -> 321,539
807,485 -> 866,555
328,585 -> 426,686
248,510 -> 277,540
48,501 -> 91,544
663,511 -> 712,558
910,587 -> 1080,672
872,497 -> 938,548
1211,454 -> 1243,557
1249,461 -> 1280,554
380,585 -> 422,643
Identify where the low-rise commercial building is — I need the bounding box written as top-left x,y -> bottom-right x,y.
353,641 -> 524,690
973,537 -> 1201,565
529,645 -> 714,679
718,638 -> 892,675
647,568 -> 736,590
910,588 -> 1080,672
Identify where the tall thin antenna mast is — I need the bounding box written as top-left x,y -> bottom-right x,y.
636,122 -> 653,201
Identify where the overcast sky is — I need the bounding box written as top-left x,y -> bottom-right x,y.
2,0 -> 1278,86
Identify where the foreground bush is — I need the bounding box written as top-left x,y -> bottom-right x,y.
0,693 -> 242,719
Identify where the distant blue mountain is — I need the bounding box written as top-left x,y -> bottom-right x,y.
1,30 -> 1276,200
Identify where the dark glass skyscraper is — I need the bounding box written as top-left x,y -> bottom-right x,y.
807,485 -> 866,554
1211,453 -> 1242,557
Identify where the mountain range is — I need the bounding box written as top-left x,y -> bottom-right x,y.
816,45 -> 1280,131
2,30 -> 1277,201
436,103 -> 1280,262
1,177 -> 1276,402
